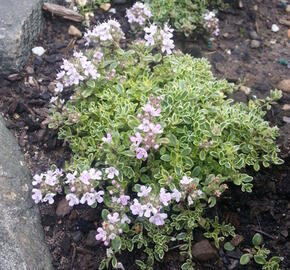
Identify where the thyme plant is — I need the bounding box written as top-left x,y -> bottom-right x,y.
33,18 -> 282,270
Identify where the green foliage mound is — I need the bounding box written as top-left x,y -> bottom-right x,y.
48,40 -> 282,269
144,0 -> 226,36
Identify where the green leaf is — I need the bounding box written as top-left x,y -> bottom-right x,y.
208,196 -> 216,207
192,166 -> 201,177
199,150 -> 206,161
127,115 -> 139,129
161,154 -> 170,162
112,236 -> 122,252
123,166 -> 135,178
168,133 -> 178,146
101,209 -> 109,220
135,260 -> 146,269
240,254 -> 251,265
176,232 -> 186,240
224,242 -> 235,251
116,84 -> 124,94
252,233 -> 263,246
181,262 -> 191,270
269,256 -> 281,263
99,260 -> 106,270
111,256 -> 118,268
254,255 -> 266,265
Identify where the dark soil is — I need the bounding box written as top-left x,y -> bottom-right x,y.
0,0 -> 289,269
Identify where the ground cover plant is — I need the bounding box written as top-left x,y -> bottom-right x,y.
144,0 -> 224,37
31,12 -> 284,270
67,0 -> 223,38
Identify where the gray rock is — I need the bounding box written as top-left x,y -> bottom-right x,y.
56,198 -> 72,217
250,40 -> 261,48
249,30 -> 259,40
278,79 -> 290,93
192,240 -> 218,262
0,0 -> 55,75
0,116 -> 53,270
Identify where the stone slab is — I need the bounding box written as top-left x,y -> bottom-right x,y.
0,116 -> 54,270
0,0 -> 54,75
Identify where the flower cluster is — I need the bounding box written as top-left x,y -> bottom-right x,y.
96,212 -> 131,246
65,168 -> 104,206
32,169 -> 63,204
32,166 -> 119,208
126,2 -> 152,27
179,176 -> 203,206
84,19 -> 125,47
144,23 -> 174,54
130,185 -> 181,226
203,175 -> 228,198
204,10 -> 220,38
130,96 -> 163,160
51,51 -> 100,103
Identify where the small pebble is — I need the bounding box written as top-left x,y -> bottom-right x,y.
100,3 -> 111,11
282,104 -> 290,111
32,46 -> 45,57
109,8 -> 116,14
240,85 -> 251,95
250,40 -> 261,48
283,116 -> 290,124
68,25 -> 82,38
286,5 -> 290,12
278,79 -> 290,93
271,24 -> 280,32
26,66 -> 34,75
250,30 -> 259,40
288,29 -> 290,39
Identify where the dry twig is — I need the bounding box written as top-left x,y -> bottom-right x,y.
43,3 -> 84,22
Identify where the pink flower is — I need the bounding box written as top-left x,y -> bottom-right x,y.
149,123 -> 163,134
180,176 -> 192,185
149,212 -> 167,226
96,227 -> 107,242
55,82 -> 64,94
171,188 -> 182,203
117,195 -> 130,206
108,212 -> 120,223
80,192 -> 97,206
130,199 -> 144,217
93,51 -> 103,62
121,214 -> 131,224
42,193 -> 56,204
96,190 -> 104,203
66,193 -> 80,206
137,185 -> 152,197
32,188 -> 42,204
143,103 -> 161,117
130,132 -> 143,147
102,133 -> 112,144
105,167 -> 119,179
89,168 -> 102,180
44,170 -> 58,186
65,172 -> 77,184
136,147 -> 148,160
32,174 -> 43,186
138,119 -> 150,132
126,2 -> 152,26
79,170 -> 91,185
159,188 -> 172,206
142,203 -> 157,218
